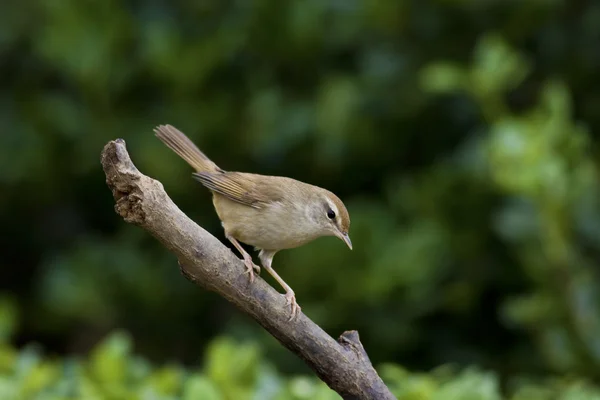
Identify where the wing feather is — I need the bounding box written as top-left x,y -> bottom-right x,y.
193,172 -> 281,208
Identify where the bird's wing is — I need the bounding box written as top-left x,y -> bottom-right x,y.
193,172 -> 284,209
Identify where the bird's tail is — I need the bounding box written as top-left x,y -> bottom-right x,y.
154,125 -> 222,173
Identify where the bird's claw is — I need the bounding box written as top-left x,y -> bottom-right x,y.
284,291 -> 301,321
243,258 -> 260,283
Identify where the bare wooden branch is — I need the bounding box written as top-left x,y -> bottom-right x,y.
101,139 -> 396,400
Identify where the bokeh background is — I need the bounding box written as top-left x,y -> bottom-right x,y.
2,0 -> 600,398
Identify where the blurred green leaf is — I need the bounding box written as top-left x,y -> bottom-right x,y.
89,331 -> 132,387
471,34 -> 531,98
420,63 -> 466,93
433,369 -> 501,400
205,337 -> 260,399
183,375 -> 223,400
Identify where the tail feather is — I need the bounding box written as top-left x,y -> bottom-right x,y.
154,125 -> 221,173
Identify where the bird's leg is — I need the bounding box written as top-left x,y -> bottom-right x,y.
259,250 -> 300,321
226,234 -> 260,282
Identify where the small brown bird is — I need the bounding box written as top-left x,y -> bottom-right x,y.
155,125 -> 352,319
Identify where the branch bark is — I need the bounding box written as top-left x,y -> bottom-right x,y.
101,139 -> 396,400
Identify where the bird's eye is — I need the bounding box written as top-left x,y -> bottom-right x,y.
327,209 -> 336,219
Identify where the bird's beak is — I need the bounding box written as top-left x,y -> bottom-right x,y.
337,232 -> 352,250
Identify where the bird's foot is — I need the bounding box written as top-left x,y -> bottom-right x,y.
243,258 -> 260,283
284,291 -> 301,321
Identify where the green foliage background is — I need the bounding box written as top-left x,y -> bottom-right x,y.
2,0 -> 600,398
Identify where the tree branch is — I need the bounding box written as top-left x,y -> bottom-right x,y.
100,139 -> 396,400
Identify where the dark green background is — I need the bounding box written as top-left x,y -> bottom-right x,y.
2,0 -> 600,397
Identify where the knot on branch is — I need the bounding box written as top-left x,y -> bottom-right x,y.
115,189 -> 145,225
101,139 -> 146,225
339,330 -> 370,362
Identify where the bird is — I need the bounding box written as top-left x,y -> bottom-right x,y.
154,124 -> 352,320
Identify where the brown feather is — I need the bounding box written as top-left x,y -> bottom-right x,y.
154,125 -> 222,173
193,172 -> 287,209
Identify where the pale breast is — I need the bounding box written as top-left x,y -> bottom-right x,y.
212,193 -> 319,251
